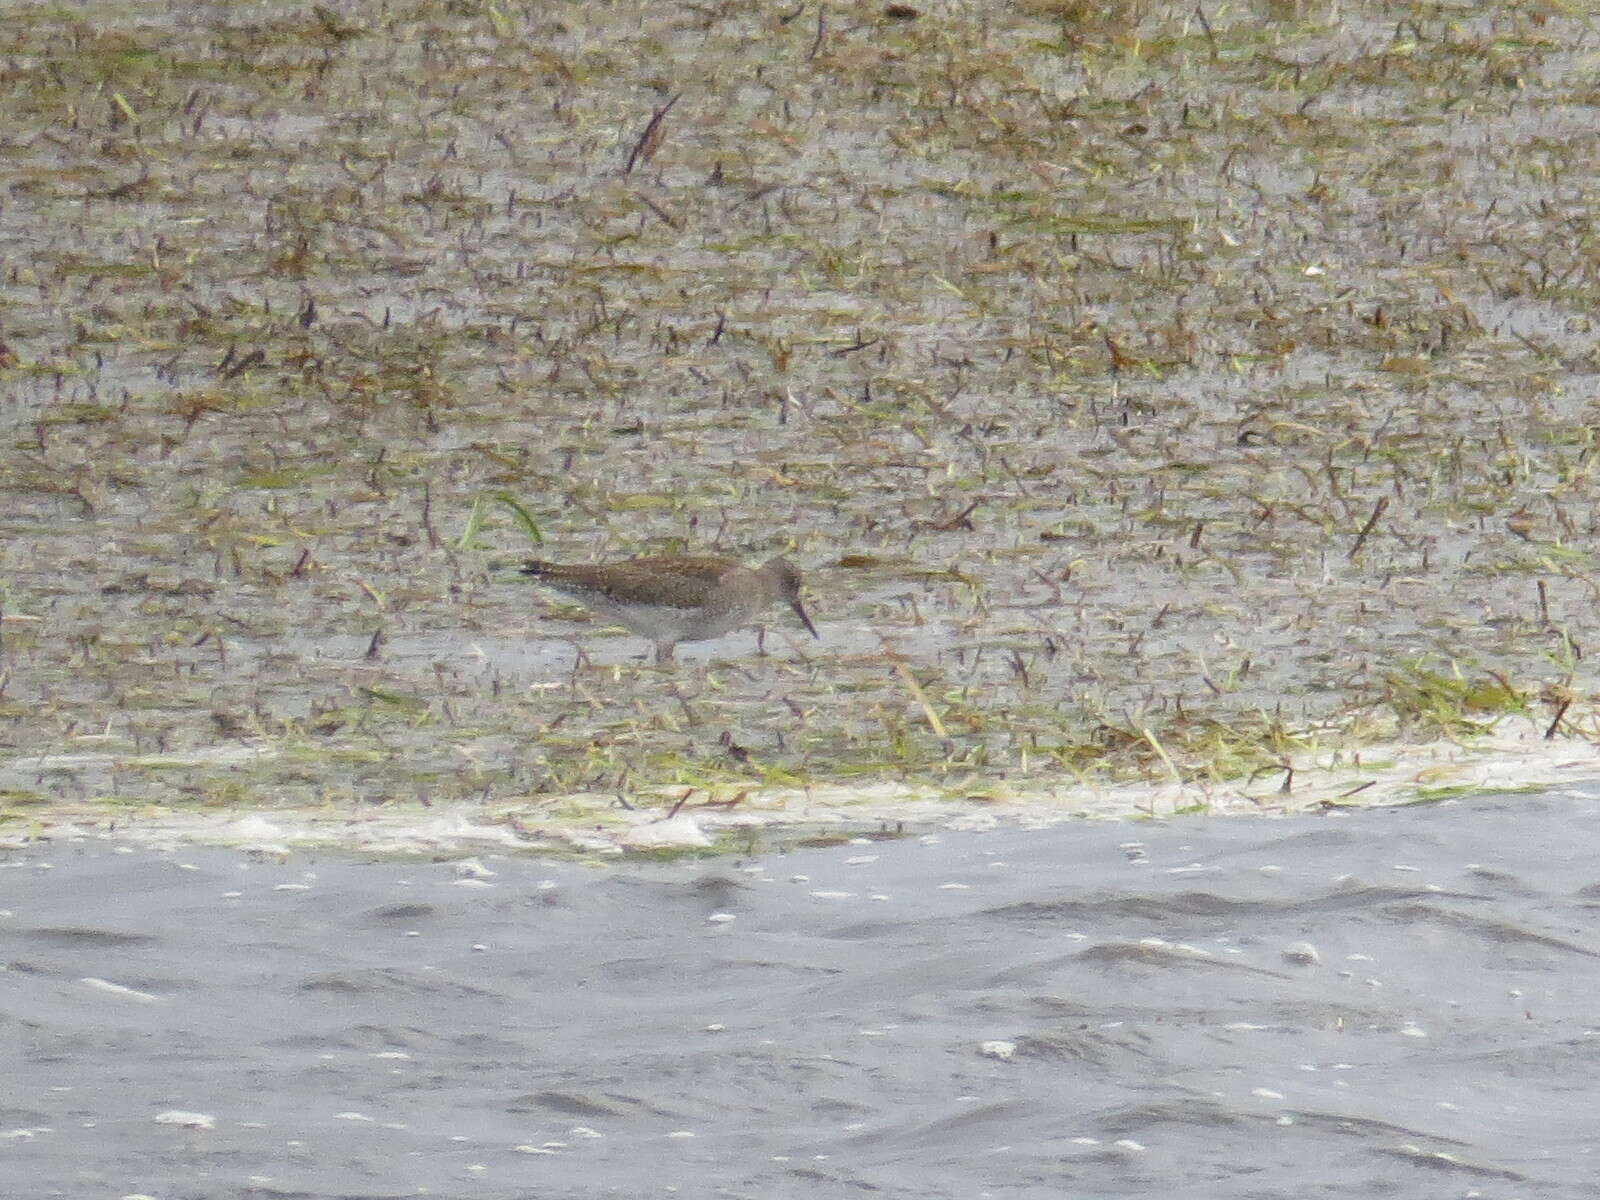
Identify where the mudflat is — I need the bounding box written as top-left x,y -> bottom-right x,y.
2,3 -> 1598,841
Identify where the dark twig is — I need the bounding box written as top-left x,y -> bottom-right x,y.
625,93 -> 680,174
633,190 -> 679,228
1545,698 -> 1572,740
1194,5 -> 1218,61
1348,496 -> 1388,561
665,788 -> 696,819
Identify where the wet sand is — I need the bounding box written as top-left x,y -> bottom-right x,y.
8,788 -> 1600,1198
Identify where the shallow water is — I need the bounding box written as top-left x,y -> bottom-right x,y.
7,790 -> 1600,1199
8,1 -> 1600,820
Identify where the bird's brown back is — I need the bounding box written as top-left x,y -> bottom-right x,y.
522,556 -> 743,610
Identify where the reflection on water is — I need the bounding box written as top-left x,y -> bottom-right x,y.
7,788 -> 1600,1198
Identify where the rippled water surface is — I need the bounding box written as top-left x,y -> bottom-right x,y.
8,790 -> 1600,1198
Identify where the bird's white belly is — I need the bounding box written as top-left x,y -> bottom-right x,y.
587,597 -> 750,644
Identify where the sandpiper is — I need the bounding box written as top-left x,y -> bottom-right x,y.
518,555 -> 819,663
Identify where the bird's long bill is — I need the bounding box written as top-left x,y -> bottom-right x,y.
791,597 -> 820,640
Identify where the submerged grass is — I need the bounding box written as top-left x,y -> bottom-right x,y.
2,0 -> 1600,836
